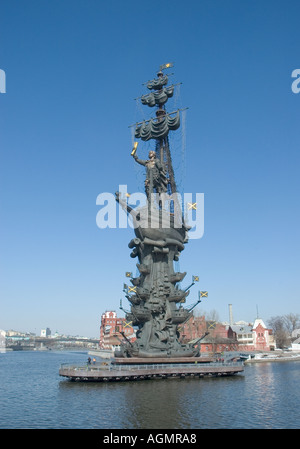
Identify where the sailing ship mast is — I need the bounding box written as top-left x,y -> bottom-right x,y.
133,63 -> 182,196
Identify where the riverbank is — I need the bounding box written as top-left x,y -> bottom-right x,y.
244,351 -> 300,363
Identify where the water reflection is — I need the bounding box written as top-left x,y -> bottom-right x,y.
120,379 -> 190,428
57,375 -> 245,429
243,361 -> 300,428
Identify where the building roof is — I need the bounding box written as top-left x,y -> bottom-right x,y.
292,329 -> 300,338
231,324 -> 253,334
252,318 -> 268,329
197,335 -> 237,345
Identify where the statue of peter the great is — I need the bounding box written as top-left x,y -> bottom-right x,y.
132,150 -> 168,197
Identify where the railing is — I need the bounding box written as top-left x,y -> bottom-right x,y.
60,361 -> 244,372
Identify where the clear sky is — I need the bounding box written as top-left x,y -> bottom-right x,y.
1,0 -> 299,337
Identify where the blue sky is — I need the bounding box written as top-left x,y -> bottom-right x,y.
1,0 -> 299,337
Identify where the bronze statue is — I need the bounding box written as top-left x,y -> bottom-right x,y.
132,150 -> 168,197
115,67 -> 200,358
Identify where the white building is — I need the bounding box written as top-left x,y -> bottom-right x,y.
231,323 -> 254,347
41,328 -> 51,338
0,330 -> 6,351
291,337 -> 300,351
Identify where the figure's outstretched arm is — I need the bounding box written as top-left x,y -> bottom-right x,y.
132,153 -> 146,166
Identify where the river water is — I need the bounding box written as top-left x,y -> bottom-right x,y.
0,350 -> 299,429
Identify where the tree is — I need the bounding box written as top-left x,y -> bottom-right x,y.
267,316 -> 290,349
204,309 -> 220,322
283,314 -> 300,335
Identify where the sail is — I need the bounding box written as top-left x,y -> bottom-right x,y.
134,110 -> 180,141
141,86 -> 174,107
147,74 -> 168,90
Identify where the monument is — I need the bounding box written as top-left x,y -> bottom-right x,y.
59,64 -> 245,380
115,64 -> 205,359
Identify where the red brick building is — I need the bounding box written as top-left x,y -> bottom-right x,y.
180,316 -> 238,353
180,316 -> 275,353
99,311 -> 136,350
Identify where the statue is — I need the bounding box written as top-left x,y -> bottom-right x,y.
132,150 -> 168,197
115,67 -> 200,359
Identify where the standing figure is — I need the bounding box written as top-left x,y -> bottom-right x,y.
132,150 -> 168,197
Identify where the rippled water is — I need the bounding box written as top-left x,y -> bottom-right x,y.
0,351 -> 299,429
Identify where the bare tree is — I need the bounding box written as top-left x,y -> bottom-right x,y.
267,316 -> 290,349
204,309 -> 220,322
283,314 -> 300,335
